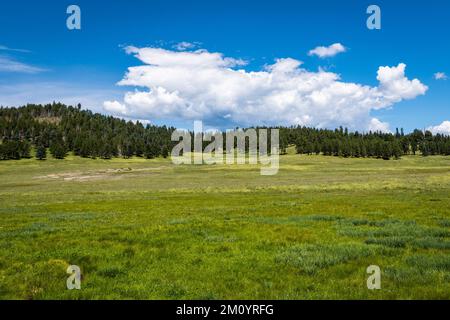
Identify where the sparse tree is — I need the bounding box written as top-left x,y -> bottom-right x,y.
35,145 -> 47,160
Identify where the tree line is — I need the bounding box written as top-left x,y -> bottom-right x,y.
0,103 -> 449,161
280,126 -> 450,159
0,103 -> 174,160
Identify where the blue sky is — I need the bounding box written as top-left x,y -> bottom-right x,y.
0,0 -> 449,132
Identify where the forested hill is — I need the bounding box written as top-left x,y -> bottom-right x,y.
0,103 -> 449,161
0,103 -> 174,160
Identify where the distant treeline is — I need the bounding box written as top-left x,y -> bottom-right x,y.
280,125 -> 450,160
0,103 -> 449,161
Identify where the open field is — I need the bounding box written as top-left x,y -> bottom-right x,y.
0,154 -> 449,299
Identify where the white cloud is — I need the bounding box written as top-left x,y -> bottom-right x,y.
368,118 -> 391,133
434,72 -> 447,80
308,43 -> 346,58
104,46 -> 428,131
123,46 -> 246,69
0,56 -> 45,73
103,100 -> 128,115
377,63 -> 428,101
427,121 -> 450,135
0,45 -> 30,53
173,42 -> 197,51
0,45 -> 42,74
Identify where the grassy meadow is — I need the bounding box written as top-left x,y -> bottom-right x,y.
0,152 -> 449,299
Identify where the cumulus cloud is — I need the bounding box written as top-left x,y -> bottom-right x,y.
434,72 -> 447,80
368,118 -> 391,133
103,100 -> 128,115
308,43 -> 346,58
377,63 -> 428,101
427,121 -> 450,135
104,46 -> 428,131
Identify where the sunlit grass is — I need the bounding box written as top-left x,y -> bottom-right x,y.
0,154 -> 449,299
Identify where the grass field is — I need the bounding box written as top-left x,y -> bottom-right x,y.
0,152 -> 449,299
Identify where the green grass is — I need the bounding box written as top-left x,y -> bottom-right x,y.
0,154 -> 449,299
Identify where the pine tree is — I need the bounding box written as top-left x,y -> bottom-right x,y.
161,145 -> 170,158
392,141 -> 402,160
50,142 -> 67,159
380,142 -> 389,160
99,143 -> 113,159
35,145 -> 47,160
19,140 -> 31,158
